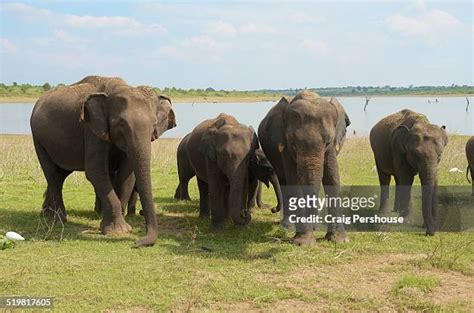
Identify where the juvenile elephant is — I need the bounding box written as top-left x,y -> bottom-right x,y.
174,133 -> 283,213
370,109 -> 447,235
258,91 -> 351,246
30,75 -> 176,247
466,136 -> 474,196
185,113 -> 262,230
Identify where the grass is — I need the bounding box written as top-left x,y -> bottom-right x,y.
0,135 -> 473,312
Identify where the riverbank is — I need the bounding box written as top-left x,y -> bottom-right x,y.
1,93 -> 472,104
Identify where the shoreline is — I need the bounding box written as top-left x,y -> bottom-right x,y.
1,93 -> 472,104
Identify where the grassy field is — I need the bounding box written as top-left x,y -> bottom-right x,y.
0,135 -> 473,312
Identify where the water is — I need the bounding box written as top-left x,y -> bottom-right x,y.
1,97 -> 472,137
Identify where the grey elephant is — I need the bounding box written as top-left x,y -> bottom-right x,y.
466,136 -> 474,196
370,109 -> 447,235
30,75 -> 176,247
184,113 -> 263,230
174,133 -> 283,213
258,91 -> 351,246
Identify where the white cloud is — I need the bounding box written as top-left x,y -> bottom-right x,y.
3,3 -> 166,37
300,39 -> 330,56
53,30 -> 76,43
0,38 -> 17,53
207,20 -> 237,36
240,23 -> 277,34
1,2 -> 52,19
386,8 -> 464,43
182,35 -> 216,49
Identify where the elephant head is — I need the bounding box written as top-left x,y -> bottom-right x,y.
80,85 -> 176,246
273,91 -> 350,187
391,120 -> 447,234
249,149 -> 283,213
199,115 -> 257,225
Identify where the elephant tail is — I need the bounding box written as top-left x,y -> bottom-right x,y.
467,165 -> 472,183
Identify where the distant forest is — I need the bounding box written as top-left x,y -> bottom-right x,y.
0,82 -> 472,99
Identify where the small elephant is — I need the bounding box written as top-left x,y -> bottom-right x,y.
30,75 -> 176,247
258,91 -> 351,246
370,109 -> 447,235
184,113 -> 262,230
174,133 -> 283,213
466,136 -> 474,196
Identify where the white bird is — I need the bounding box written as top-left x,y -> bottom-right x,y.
6,231 -> 25,241
448,167 -> 463,173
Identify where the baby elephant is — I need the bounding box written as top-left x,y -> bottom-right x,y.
182,113 -> 282,230
174,132 -> 283,214
466,136 -> 474,196
370,109 -> 447,235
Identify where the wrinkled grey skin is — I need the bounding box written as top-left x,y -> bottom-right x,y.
370,109 -> 447,235
185,113 -> 260,230
30,75 -> 176,247
174,133 -> 283,214
258,91 -> 351,246
466,136 -> 474,196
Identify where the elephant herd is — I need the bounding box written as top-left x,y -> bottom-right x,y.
30,76 -> 474,247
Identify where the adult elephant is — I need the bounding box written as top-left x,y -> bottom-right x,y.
466,136 -> 474,196
370,109 -> 447,235
174,133 -> 283,213
30,75 -> 176,247
258,91 -> 351,246
185,113 -> 262,230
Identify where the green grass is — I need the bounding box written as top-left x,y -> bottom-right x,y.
0,135 -> 473,312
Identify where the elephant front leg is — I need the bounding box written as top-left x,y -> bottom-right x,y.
247,177 -> 259,212
322,147 -> 348,243
376,167 -> 391,214
85,148 -> 131,235
208,177 -> 226,231
197,178 -> 210,219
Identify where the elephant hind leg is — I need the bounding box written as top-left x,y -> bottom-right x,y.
34,141 -> 71,223
376,168 -> 391,213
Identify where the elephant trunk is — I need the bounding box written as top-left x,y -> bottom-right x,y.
269,172 -> 284,213
296,152 -> 325,191
229,163 -> 251,226
131,139 -> 158,247
418,163 -> 438,235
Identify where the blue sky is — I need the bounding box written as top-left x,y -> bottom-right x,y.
0,0 -> 472,89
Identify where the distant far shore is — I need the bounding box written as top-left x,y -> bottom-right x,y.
1,93 -> 472,104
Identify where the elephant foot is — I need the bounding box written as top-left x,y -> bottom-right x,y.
134,233 -> 157,248
100,217 -> 132,235
211,221 -> 225,232
41,206 -> 67,223
199,212 -> 210,219
293,232 -> 316,246
325,231 -> 350,243
271,206 -> 282,213
126,207 -> 137,216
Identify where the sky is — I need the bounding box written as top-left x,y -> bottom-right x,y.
0,0 -> 472,89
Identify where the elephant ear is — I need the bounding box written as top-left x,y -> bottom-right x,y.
391,125 -> 409,154
152,95 -> 176,141
249,126 -> 259,150
270,97 -> 290,152
80,92 -> 110,141
329,97 -> 350,154
199,127 -> 217,162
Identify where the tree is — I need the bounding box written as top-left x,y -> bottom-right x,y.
42,82 -> 51,91
12,82 -> 17,86
205,87 -> 215,92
